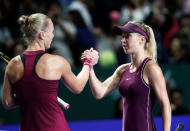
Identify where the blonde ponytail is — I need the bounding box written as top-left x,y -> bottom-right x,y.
145,25 -> 157,62
129,21 -> 157,62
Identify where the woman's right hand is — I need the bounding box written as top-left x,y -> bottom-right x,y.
81,48 -> 99,66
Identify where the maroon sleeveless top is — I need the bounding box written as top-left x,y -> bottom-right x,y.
12,50 -> 70,131
118,58 -> 156,131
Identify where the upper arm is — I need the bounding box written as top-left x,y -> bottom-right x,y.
146,62 -> 170,106
60,57 -> 81,93
102,64 -> 128,95
2,57 -> 21,109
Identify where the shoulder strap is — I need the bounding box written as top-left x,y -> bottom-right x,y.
141,58 -> 152,88
142,58 -> 151,70
34,53 -> 45,69
20,54 -> 25,67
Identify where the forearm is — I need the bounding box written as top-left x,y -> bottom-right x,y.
89,68 -> 105,99
76,65 -> 90,92
2,74 -> 18,109
161,104 -> 171,131
2,91 -> 17,109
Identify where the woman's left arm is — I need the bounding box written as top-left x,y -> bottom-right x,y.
146,62 -> 171,131
2,71 -> 17,109
2,59 -> 19,109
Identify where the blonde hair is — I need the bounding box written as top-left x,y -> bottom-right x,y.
129,21 -> 157,62
18,13 -> 50,42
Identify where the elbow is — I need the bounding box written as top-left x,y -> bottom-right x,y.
2,99 -> 13,109
160,101 -> 171,113
2,96 -> 17,109
67,83 -> 85,94
74,89 -> 82,94
95,96 -> 102,100
94,93 -> 104,100
73,86 -> 84,94
73,81 -> 87,94
91,87 -> 105,100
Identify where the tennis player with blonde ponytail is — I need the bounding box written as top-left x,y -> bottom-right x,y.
82,21 -> 171,131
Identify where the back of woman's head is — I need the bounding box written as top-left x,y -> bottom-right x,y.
129,21 -> 157,62
18,13 -> 50,42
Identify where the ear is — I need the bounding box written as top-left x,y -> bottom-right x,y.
39,31 -> 45,40
139,36 -> 146,45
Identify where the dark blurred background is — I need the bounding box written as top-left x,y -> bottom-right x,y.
0,0 -> 190,127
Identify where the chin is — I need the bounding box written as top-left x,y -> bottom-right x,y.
124,51 -> 130,55
123,49 -> 130,54
45,45 -> 51,49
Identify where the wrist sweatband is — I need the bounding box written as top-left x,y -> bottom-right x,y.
83,59 -> 93,70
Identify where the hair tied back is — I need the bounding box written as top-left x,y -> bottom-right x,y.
25,16 -> 29,26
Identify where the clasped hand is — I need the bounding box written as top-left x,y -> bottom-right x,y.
81,48 -> 99,66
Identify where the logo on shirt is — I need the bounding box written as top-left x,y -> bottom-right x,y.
126,78 -> 131,81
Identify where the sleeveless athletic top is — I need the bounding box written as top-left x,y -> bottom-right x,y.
12,50 -> 70,131
118,58 -> 156,131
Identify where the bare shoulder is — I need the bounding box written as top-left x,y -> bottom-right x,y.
106,63 -> 130,87
145,60 -> 163,78
115,63 -> 130,77
118,63 -> 130,69
145,61 -> 167,91
6,55 -> 24,83
7,55 -> 23,72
